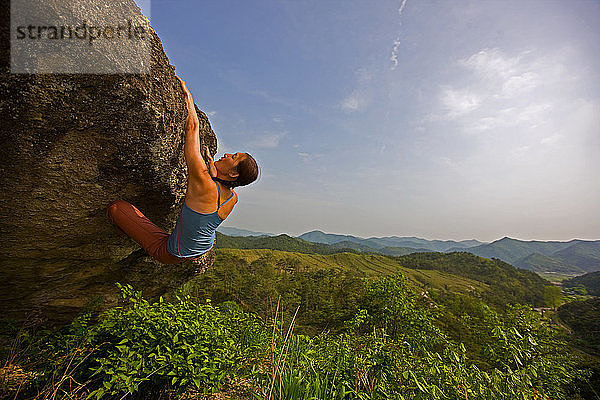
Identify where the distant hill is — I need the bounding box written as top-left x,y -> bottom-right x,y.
220,228 -> 600,275
552,241 -> 600,272
298,230 -> 484,252
215,232 -> 358,255
327,241 -> 428,256
217,227 -> 275,237
562,271 -> 600,296
297,230 -> 359,245
449,237 -> 572,264
513,253 -> 584,275
457,237 -> 600,274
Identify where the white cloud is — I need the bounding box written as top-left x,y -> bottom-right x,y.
464,103 -> 551,133
297,152 -> 326,164
206,110 -> 217,117
298,152 -> 311,162
461,48 -> 522,77
341,92 -> 360,111
390,0 -> 409,70
390,37 -> 402,70
340,68 -> 375,112
252,133 -> 285,148
430,47 -> 578,136
440,87 -> 481,118
501,72 -> 539,97
515,103 -> 551,125
340,90 -> 370,112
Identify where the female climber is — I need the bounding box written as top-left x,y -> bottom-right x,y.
106,75 -> 259,264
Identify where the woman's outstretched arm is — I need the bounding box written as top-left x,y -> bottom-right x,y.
176,75 -> 212,183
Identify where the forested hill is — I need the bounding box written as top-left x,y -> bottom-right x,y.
213,244 -> 555,311
299,230 -> 482,251
563,271 -> 600,296
215,232 -> 360,254
220,230 -> 600,275
558,297 -> 600,353
216,232 -> 429,256
393,252 -> 552,307
10,237 -> 593,399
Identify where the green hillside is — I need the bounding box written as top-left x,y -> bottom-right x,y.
215,232 -> 358,255
328,240 -> 383,253
13,267 -> 589,400
215,248 -> 556,309
393,252 -> 552,307
7,249 -> 594,399
215,248 -> 488,294
217,232 -> 600,277
378,245 -> 426,256
514,252 -> 584,275
558,297 -> 600,353
462,237 -> 571,264
563,271 -> 600,296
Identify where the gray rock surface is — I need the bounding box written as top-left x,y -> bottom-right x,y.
0,0 -> 217,324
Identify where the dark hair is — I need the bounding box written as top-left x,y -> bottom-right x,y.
216,153 -> 259,189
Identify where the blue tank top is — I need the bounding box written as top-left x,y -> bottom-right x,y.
167,180 -> 234,258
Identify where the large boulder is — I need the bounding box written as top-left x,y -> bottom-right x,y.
0,0 -> 216,324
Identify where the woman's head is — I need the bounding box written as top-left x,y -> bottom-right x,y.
215,152 -> 259,188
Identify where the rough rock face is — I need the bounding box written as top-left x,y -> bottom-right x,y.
0,0 -> 217,324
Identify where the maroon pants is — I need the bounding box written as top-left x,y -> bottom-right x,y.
106,200 -> 188,264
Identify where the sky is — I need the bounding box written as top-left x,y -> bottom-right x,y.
143,0 -> 600,242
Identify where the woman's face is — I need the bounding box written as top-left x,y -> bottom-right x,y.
215,152 -> 246,177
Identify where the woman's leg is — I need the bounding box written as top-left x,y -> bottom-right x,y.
106,200 -> 185,264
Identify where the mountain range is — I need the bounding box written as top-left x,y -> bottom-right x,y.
217,227 -> 276,237
217,228 -> 600,275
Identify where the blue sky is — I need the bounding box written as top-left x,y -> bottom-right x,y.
144,0 -> 600,241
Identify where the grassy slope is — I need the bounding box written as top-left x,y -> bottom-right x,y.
215,248 -> 489,295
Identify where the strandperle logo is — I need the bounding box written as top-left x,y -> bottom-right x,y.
14,19 -> 147,46
10,0 -> 152,74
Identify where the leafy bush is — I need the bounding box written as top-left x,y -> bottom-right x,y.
25,284 -> 269,399
7,273 -> 590,399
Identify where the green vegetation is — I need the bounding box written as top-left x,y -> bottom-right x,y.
215,232 -> 360,255
513,253 -> 584,275
558,297 -> 600,353
393,252 -> 551,308
2,248 -> 598,399
563,272 -> 600,296
536,272 -> 576,283
219,232 -> 600,276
